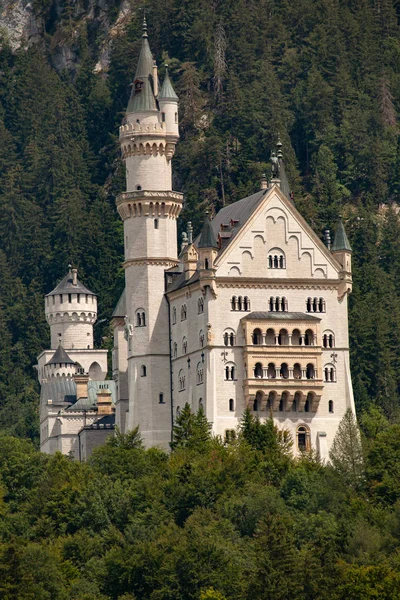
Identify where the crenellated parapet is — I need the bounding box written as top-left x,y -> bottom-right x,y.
116,190 -> 183,220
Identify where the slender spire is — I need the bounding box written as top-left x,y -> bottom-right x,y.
126,17 -> 157,113
332,216 -> 352,252
159,64 -> 178,100
198,210 -> 218,249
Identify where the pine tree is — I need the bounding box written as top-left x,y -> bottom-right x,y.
329,409 -> 364,489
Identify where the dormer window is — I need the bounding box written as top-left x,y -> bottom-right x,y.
134,79 -> 143,94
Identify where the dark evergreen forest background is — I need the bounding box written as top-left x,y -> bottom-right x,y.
0,0 -> 399,440
2,2 -> 400,598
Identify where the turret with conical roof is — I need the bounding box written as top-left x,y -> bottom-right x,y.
45,265 -> 98,350
44,344 -> 77,379
158,65 -> 179,138
197,212 -> 218,295
126,17 -> 158,115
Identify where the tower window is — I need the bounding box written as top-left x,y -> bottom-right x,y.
162,112 -> 166,122
136,185 -> 142,191
172,307 -> 177,324
154,219 -> 159,229
175,112 -> 178,123
198,297 -> 204,314
181,304 -> 187,321
141,365 -> 147,377
159,393 -> 165,404
229,398 -> 234,412
307,297 -> 326,313
297,425 -> 310,452
329,400 -> 334,413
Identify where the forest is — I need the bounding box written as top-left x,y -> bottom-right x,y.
0,0 -> 400,596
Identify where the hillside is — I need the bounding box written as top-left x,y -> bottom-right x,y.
0,0 -> 400,440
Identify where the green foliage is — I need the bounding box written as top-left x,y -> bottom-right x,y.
329,409 -> 365,489
171,404 -> 212,452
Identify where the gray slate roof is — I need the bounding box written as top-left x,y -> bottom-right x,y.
112,289 -> 126,318
40,377 -> 76,406
332,218 -> 352,252
47,268 -> 94,297
242,312 -> 321,321
65,380 -> 116,412
46,345 -> 76,366
198,216 -> 218,249
159,68 -> 178,100
127,24 -> 157,113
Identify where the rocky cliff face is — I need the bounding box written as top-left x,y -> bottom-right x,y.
0,0 -> 135,74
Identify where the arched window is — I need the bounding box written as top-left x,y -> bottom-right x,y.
229,398 -> 234,411
305,329 -> 314,346
323,331 -> 335,348
252,328 -> 262,345
292,329 -> 301,345
159,393 -> 165,404
243,296 -> 251,311
269,297 -> 274,311
307,297 -> 325,313
324,365 -> 336,382
279,399 -> 284,412
281,297 -> 288,311
154,218 -> 159,229
266,328 -> 275,345
196,363 -> 204,385
181,304 -> 187,320
268,248 -> 285,269
293,363 -> 302,379
267,362 -> 276,378
182,337 -> 188,355
280,363 -> 289,379
306,363 -> 315,379
141,312 -> 146,326
198,297 -> 204,314
297,425 -> 310,452
231,296 -> 237,311
140,365 -> 147,377
224,329 -> 235,347
135,309 -> 146,327
199,330 -> 204,348
225,363 -> 236,380
269,296 -> 288,312
254,362 -> 263,378
172,307 -> 177,324
173,342 -> 177,358
237,296 -> 243,311
178,370 -> 185,391
275,297 -> 280,312
278,328 -> 289,345
329,400 -> 334,413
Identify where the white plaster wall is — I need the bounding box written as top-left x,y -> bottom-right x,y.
159,99 -> 179,137
216,189 -> 339,280
124,213 -> 178,261
125,153 -> 172,192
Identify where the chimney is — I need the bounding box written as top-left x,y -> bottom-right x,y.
72,268 -> 78,286
153,60 -> 158,96
97,386 -> 113,415
73,372 -> 89,400
260,173 -> 268,190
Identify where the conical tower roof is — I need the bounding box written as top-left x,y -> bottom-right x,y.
46,266 -> 94,297
159,66 -> 178,100
127,17 -> 157,113
198,213 -> 218,249
46,345 -> 76,366
332,217 -> 352,252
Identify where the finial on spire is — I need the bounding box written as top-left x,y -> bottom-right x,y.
68,263 -> 72,272
187,222 -> 193,244
142,11 -> 148,37
276,134 -> 283,159
260,173 -> 268,190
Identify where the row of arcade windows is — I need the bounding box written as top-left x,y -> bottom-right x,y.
231,296 -> 251,311
269,296 -> 288,312
306,297 -> 326,313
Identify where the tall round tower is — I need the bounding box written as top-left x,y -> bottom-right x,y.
45,266 -> 98,350
116,19 -> 183,448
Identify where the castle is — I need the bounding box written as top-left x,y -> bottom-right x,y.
38,19 -> 355,460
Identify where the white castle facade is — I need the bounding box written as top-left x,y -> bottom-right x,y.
39,20 -> 355,460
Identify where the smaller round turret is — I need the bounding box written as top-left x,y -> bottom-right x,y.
158,65 -> 179,138
45,266 -> 97,350
44,344 -> 77,379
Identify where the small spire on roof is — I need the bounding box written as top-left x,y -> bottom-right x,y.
332,215 -> 352,252
198,211 -> 218,249
260,173 -> 268,190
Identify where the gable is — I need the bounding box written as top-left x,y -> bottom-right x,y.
215,186 -> 339,280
